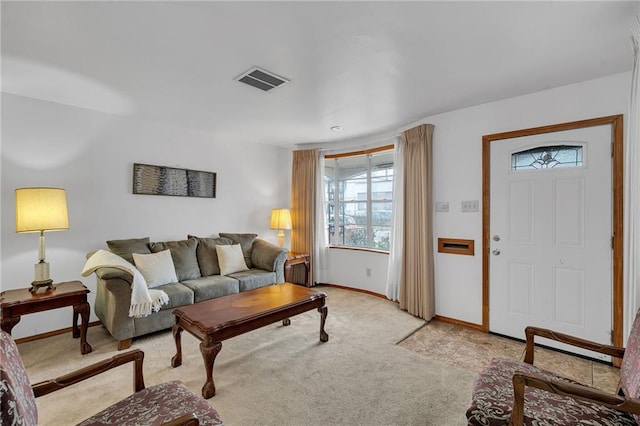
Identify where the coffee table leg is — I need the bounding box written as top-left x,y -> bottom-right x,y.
171,324 -> 183,368
283,318 -> 291,326
318,306 -> 328,342
200,338 -> 222,399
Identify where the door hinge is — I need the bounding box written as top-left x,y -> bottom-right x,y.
611,236 -> 614,249
612,142 -> 615,157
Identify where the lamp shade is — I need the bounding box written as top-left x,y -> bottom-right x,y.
15,187 -> 69,233
270,208 -> 292,230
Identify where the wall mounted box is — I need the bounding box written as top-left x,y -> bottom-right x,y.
437,238 -> 474,256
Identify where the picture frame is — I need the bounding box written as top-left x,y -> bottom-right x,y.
132,163 -> 216,198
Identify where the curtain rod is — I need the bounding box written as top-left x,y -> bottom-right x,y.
315,134 -> 401,155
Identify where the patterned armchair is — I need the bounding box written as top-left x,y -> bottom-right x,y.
466,311 -> 640,426
0,330 -> 223,425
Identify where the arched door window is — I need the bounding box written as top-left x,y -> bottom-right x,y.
511,144 -> 583,171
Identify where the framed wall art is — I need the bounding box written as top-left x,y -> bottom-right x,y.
132,163 -> 216,198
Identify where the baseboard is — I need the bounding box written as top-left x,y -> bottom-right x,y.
317,286 -> 488,331
13,320 -> 102,344
433,315 -> 484,332
316,283 -> 390,300
13,299 -> 479,344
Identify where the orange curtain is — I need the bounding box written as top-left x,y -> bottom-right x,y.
291,149 -> 319,286
399,124 -> 435,320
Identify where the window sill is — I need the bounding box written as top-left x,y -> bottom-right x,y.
328,245 -> 389,255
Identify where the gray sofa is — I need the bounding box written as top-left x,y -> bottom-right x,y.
91,233 -> 288,349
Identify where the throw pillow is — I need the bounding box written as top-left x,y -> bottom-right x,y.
219,233 -> 257,268
187,235 -> 233,276
216,244 -> 249,276
132,250 -> 178,288
106,237 -> 151,264
149,238 -> 201,282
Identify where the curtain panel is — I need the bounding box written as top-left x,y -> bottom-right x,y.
397,124 -> 435,320
386,137 -> 404,301
291,149 -> 319,286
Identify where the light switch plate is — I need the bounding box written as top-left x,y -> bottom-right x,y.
435,202 -> 449,212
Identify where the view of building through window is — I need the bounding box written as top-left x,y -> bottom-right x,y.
324,148 -> 394,250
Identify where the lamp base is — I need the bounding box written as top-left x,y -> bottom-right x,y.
30,279 -> 54,294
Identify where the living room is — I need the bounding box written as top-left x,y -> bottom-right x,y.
2,1 -> 639,424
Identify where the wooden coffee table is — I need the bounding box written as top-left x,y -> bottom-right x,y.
171,283 -> 328,398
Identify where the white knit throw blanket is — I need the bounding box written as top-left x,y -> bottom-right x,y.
82,249 -> 169,318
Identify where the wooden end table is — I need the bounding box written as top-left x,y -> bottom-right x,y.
0,280 -> 93,354
171,283 -> 327,398
285,252 -> 310,286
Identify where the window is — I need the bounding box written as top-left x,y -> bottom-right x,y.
511,145 -> 583,171
325,147 -> 393,250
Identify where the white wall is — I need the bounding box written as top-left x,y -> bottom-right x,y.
320,248 -> 390,295
2,72 -> 631,338
318,72 -> 631,326
1,93 -> 292,339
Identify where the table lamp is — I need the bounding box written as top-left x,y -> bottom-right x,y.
15,187 -> 69,293
270,208 -> 292,248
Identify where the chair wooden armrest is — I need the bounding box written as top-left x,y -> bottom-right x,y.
31,349 -> 145,397
524,326 -> 625,364
509,371 -> 640,426
161,413 -> 200,426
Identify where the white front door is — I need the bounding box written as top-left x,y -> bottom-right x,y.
489,125 -> 612,360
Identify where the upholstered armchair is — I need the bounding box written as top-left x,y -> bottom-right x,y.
0,330 -> 223,425
466,310 -> 640,425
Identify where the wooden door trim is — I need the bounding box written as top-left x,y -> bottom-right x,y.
482,114 -> 624,351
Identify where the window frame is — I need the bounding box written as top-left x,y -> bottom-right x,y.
325,144 -> 394,252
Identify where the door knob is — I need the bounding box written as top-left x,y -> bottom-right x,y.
492,249 -> 501,255
493,235 -> 501,242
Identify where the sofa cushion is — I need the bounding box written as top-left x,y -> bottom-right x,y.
619,308 -> 640,424
149,238 -> 200,282
132,250 -> 178,288
466,357 -> 635,426
219,232 -> 257,268
77,380 -> 223,426
188,235 -> 233,276
0,330 -> 38,426
106,237 -> 151,263
181,275 -> 240,302
155,282 -> 194,310
228,269 -> 276,292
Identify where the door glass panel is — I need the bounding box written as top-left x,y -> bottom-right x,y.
511,145 -> 583,171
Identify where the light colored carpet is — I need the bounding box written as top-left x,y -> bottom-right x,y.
18,286 -> 475,425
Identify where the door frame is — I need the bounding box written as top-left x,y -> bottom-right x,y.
482,114 -> 624,350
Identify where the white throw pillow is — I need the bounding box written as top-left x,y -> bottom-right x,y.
133,249 -> 178,288
216,244 -> 249,275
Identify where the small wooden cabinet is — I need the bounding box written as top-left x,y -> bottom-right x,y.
284,252 -> 310,287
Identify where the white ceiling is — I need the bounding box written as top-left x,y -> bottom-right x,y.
1,1 -> 637,148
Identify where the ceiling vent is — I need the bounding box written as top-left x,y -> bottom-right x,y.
235,66 -> 290,92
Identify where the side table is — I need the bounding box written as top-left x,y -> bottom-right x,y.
284,252 -> 310,287
0,280 -> 93,354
